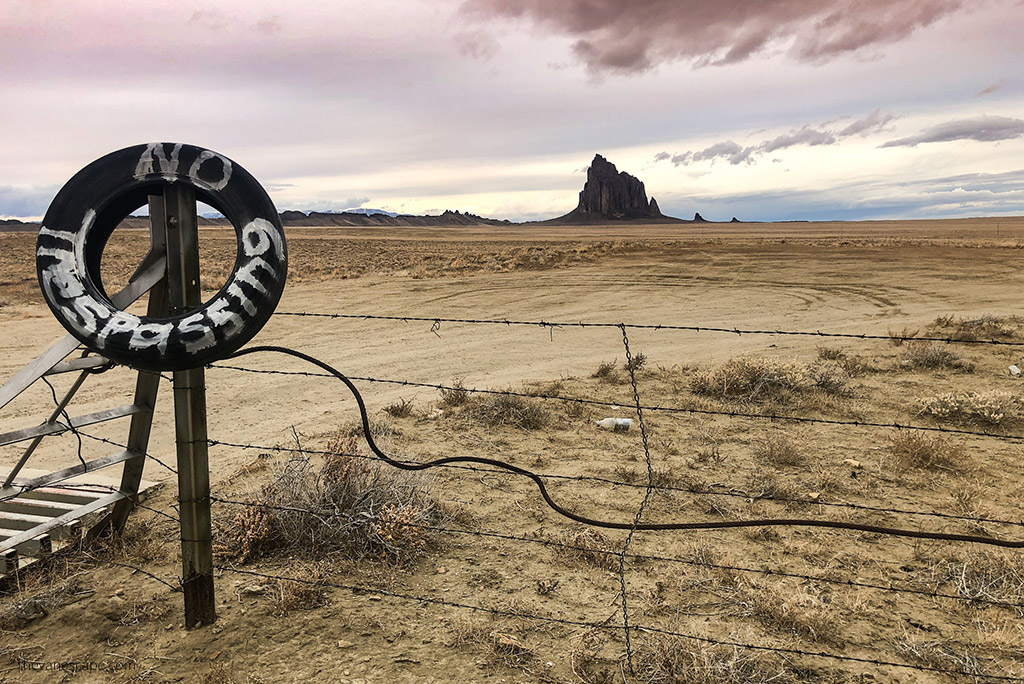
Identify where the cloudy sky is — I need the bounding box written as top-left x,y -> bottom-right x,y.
2,0 -> 1022,222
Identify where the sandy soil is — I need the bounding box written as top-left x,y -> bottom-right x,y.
2,217 -> 1024,683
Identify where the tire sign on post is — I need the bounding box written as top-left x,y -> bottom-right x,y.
36,143 -> 288,628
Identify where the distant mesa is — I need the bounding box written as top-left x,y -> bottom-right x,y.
544,154 -> 688,224
277,208 -> 510,227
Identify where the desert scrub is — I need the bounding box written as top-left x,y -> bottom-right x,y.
918,391 -> 1020,426
592,360 -> 619,382
753,432 -> 804,467
897,342 -> 975,372
545,526 -> 618,571
886,430 -> 966,472
815,346 -> 879,376
633,632 -> 815,684
459,392 -> 550,430
933,550 -> 1024,608
740,584 -> 838,644
690,357 -> 849,404
439,378 -> 470,407
931,314 -> 1021,341
382,397 -> 415,418
216,444 -> 448,566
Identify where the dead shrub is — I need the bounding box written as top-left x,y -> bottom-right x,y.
634,633 -> 809,684
625,351 -> 647,373
934,550 -> 1024,608
382,397 -> 415,418
691,357 -> 848,404
593,360 -> 618,382
886,430 -> 966,472
461,393 -> 550,430
439,378 -> 470,407
216,444 -> 448,566
741,584 -> 837,643
918,391 -> 1020,426
270,563 -> 331,615
753,432 -> 804,467
547,527 -> 618,571
887,326 -> 919,346
931,314 -> 1021,341
898,342 -> 975,372
815,346 -> 877,376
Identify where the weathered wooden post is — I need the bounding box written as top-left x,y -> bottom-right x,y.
163,183 -> 216,627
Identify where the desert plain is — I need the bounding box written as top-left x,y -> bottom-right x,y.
1,217 -> 1024,683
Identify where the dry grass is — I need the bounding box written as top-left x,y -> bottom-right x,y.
269,563 -> 331,615
931,314 -> 1022,341
815,345 -> 879,376
918,391 -> 1020,426
439,378 -> 470,407
934,550 -> 1024,610
216,435 -> 449,566
740,584 -> 838,643
633,632 -> 827,684
545,526 -> 619,571
892,629 -> 984,677
691,357 -> 849,404
897,342 -> 975,372
382,397 -> 415,418
459,392 -> 551,430
886,430 -> 967,472
753,432 -> 805,467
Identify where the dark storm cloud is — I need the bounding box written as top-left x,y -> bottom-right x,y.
460,0 -> 966,73
880,115 -> 1024,147
659,110 -> 898,167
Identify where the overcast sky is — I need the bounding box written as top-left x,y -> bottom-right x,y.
2,0 -> 1022,222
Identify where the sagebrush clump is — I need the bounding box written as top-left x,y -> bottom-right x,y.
216,434 -> 448,565
898,342 -> 974,372
459,393 -> 551,430
886,430 -> 966,472
690,357 -> 848,403
918,391 -> 1020,426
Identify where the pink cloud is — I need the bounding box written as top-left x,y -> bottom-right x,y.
460,0 -> 968,73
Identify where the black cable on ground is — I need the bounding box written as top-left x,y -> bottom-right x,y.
224,346 -> 1024,548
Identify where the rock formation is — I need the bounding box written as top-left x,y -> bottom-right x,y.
545,154 -> 684,224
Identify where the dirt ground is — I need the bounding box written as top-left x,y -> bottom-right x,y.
2,217 -> 1024,683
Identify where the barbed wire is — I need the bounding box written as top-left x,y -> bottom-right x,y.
205,438 -> 1024,529
217,347 -> 1024,549
207,362 -> 1024,443
218,564 -> 1024,681
274,311 -> 1024,347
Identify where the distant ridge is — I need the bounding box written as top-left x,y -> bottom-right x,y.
278,209 -> 511,227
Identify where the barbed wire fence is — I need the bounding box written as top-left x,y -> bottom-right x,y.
9,309 -> 1024,681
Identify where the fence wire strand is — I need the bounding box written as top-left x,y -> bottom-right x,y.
274,311 -> 1024,347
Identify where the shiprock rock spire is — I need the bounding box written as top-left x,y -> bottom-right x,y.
565,154 -> 666,221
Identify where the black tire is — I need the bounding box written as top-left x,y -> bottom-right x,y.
36,143 -> 288,371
